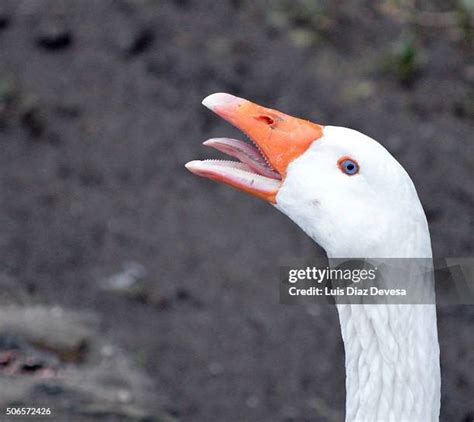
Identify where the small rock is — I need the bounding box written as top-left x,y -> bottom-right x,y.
100,344 -> 115,358
101,262 -> 148,301
128,27 -> 154,56
36,20 -> 73,51
117,389 -> 132,403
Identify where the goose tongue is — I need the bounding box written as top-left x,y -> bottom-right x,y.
186,93 -> 324,203
203,138 -> 280,180
201,93 -> 324,177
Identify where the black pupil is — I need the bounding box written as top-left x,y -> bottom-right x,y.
346,163 -> 355,171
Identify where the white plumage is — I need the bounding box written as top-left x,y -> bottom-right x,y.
278,126 -> 440,421
186,93 -> 440,422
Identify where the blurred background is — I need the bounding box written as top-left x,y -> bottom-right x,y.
0,0 -> 472,421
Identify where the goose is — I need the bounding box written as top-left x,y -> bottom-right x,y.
185,93 -> 440,422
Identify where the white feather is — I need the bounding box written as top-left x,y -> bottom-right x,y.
275,126 -> 440,422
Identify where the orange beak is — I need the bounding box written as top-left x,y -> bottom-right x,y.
185,93 -> 324,203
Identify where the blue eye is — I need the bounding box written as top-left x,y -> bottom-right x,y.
339,158 -> 359,175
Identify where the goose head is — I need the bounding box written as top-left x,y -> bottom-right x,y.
186,93 -> 430,258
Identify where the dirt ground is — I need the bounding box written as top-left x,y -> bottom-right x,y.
0,0 -> 473,421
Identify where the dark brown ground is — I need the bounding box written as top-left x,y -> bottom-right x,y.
0,0 -> 473,421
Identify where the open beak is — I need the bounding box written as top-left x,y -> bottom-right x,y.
185,93 -> 323,203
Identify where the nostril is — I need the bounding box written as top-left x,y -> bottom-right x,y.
255,115 -> 274,125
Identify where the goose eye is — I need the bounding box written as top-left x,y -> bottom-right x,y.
338,157 -> 359,175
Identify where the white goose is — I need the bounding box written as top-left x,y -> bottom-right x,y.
186,93 -> 440,422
